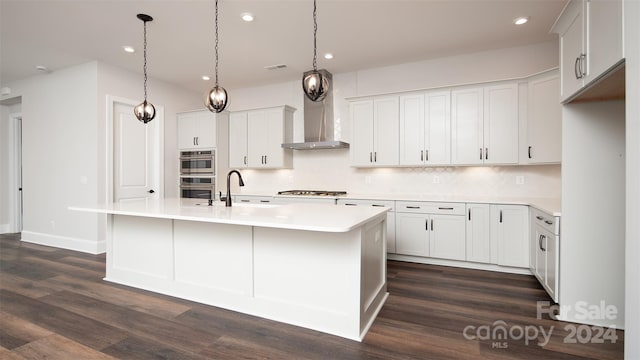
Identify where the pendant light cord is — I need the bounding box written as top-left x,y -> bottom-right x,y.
143,19 -> 148,101
215,0 -> 220,87
312,0 -> 318,71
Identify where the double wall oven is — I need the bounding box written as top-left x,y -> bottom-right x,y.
180,150 -> 215,199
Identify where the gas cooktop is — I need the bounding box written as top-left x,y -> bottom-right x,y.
277,190 -> 347,197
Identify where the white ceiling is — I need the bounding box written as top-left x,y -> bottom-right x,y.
0,0 -> 566,94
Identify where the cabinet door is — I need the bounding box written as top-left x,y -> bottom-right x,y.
373,96 -> 400,166
395,212 -> 429,256
429,215 -> 466,261
262,107 -> 286,168
178,112 -> 216,150
484,84 -> 518,164
545,233 -> 558,302
350,99 -> 375,167
425,91 -> 451,165
451,88 -> 483,165
527,76 -> 562,164
466,204 -> 492,264
559,4 -> 585,101
492,205 -> 529,268
584,0 -> 623,84
247,110 -> 270,167
533,226 -> 546,282
386,212 -> 396,254
399,94 -> 425,166
229,112 -> 248,168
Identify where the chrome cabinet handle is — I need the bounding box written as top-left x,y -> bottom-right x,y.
528,146 -> 532,159
575,56 -> 581,79
485,148 -> 488,160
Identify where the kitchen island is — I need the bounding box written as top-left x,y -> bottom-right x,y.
71,198 -> 389,341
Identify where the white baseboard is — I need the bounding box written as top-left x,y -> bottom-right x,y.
388,253 -> 532,275
0,223 -> 10,234
21,231 -> 106,254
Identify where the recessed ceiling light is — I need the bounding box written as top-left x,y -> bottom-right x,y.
324,53 -> 334,60
241,13 -> 254,22
123,46 -> 135,53
514,17 -> 529,25
202,75 -> 211,81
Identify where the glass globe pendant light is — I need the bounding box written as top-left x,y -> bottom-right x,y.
205,0 -> 229,113
134,13 -> 156,123
302,0 -> 329,102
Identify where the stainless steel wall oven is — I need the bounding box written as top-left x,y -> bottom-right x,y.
180,176 -> 215,199
180,150 -> 215,175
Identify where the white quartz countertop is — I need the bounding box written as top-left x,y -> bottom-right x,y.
70,198 -> 388,233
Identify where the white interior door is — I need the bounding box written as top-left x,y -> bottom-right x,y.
113,100 -> 161,202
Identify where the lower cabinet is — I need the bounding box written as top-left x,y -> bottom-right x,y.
465,203 -> 492,263
395,202 -> 466,261
337,199 -> 396,253
492,205 -> 529,268
530,207 -> 560,302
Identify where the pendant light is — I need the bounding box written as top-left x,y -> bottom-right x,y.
134,13 -> 156,123
205,0 -> 229,113
302,0 -> 329,102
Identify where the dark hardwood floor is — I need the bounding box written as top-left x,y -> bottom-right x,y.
0,233 -> 623,359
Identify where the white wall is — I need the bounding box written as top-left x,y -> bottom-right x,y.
3,63 -> 101,252
0,105 -> 9,232
229,42 -> 561,199
625,0 -> 640,356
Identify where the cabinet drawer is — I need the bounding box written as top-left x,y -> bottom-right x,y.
396,201 -> 465,215
338,199 -> 395,211
531,207 -> 560,235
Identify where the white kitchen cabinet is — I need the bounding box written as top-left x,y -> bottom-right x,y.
178,111 -> 219,150
399,91 -> 451,166
553,0 -> 624,102
530,207 -> 560,302
465,203 -> 492,264
228,106 -> 294,169
451,84 -> 518,165
229,111 -> 248,168
349,96 -> 399,167
491,205 -> 529,268
395,202 -> 466,261
338,199 -> 396,253
525,73 -> 562,164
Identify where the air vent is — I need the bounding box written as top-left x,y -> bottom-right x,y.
264,64 -> 287,70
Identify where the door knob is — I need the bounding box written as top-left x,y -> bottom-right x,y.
148,189 -> 155,194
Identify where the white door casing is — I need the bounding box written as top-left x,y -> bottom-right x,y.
109,97 -> 163,202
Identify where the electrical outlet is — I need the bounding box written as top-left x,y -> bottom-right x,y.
516,176 -> 525,185
433,175 -> 440,184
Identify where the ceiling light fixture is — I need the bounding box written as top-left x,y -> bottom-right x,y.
302,0 -> 329,102
123,46 -> 135,53
324,53 -> 333,60
205,0 -> 228,113
241,12 -> 254,22
514,17 -> 529,25
133,14 -> 156,124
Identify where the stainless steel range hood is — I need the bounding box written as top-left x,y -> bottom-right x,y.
282,69 -> 349,150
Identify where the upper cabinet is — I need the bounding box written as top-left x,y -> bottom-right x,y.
350,96 -> 399,167
228,105 -> 294,169
451,84 -> 518,165
525,72 -> 562,164
178,111 -> 221,150
399,91 -> 451,166
553,0 -> 624,102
